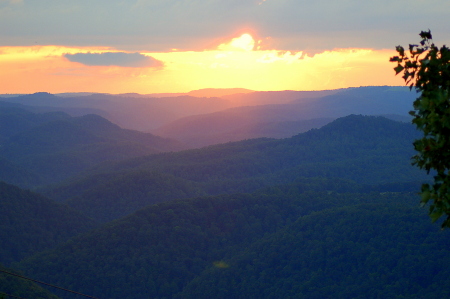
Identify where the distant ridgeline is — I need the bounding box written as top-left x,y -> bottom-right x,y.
0,86 -> 415,148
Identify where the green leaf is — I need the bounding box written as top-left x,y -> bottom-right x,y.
419,30 -> 432,40
392,30 -> 450,229
421,189 -> 431,203
430,210 -> 443,222
394,65 -> 404,74
395,46 -> 405,56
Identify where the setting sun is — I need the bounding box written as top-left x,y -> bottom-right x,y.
218,34 -> 256,51
0,33 -> 403,94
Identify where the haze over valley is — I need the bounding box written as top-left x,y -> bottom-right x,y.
1,86 -> 450,298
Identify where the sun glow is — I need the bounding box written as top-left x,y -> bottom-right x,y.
218,34 -> 255,51
0,34 -> 404,94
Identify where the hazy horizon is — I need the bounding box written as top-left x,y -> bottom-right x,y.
0,85 -> 407,97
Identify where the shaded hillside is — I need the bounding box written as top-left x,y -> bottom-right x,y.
0,98 -> 107,119
230,118 -> 334,138
17,191 -> 450,299
188,118 -> 334,146
0,103 -> 69,141
0,182 -> 98,266
155,86 -> 415,147
178,194 -> 450,299
15,190 -> 378,299
0,157 -> 42,188
44,115 -> 427,222
0,107 -> 185,186
0,264 -> 59,299
62,171 -> 206,223
103,115 -> 423,185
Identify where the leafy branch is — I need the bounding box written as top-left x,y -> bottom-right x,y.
391,30 -> 450,228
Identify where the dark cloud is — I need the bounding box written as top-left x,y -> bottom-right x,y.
64,52 -> 163,68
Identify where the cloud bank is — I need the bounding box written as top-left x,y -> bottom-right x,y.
1,0 -> 449,51
0,44 -> 403,94
64,52 -> 163,68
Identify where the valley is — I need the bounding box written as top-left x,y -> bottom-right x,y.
1,87 -> 449,299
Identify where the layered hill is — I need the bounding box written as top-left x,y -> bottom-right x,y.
3,103 -> 447,298
155,107 -> 335,147
0,92 -> 233,131
155,86 -> 415,147
1,87 -> 415,140
16,190 -> 450,299
0,106 -> 185,187
43,115 -> 427,223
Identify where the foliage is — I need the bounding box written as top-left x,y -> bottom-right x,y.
178,194 -> 450,299
0,264 -> 59,299
391,30 -> 450,227
17,191 -> 450,299
41,115 -> 426,223
0,182 -> 98,265
64,170 -> 205,223
0,106 -> 184,187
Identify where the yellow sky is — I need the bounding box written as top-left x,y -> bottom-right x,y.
0,34 -> 404,94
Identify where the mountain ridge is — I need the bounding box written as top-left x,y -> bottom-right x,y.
154,86 -> 416,147
42,115 -> 426,223
0,106 -> 186,187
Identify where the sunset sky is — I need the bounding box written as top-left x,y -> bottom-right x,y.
1,0 -> 449,94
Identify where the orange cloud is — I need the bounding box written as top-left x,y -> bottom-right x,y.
0,35 -> 404,94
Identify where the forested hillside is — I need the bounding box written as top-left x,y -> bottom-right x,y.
0,264 -> 59,299
16,190 -> 450,299
0,106 -> 184,187
0,182 -> 98,266
178,194 -> 450,299
42,115 -> 427,223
